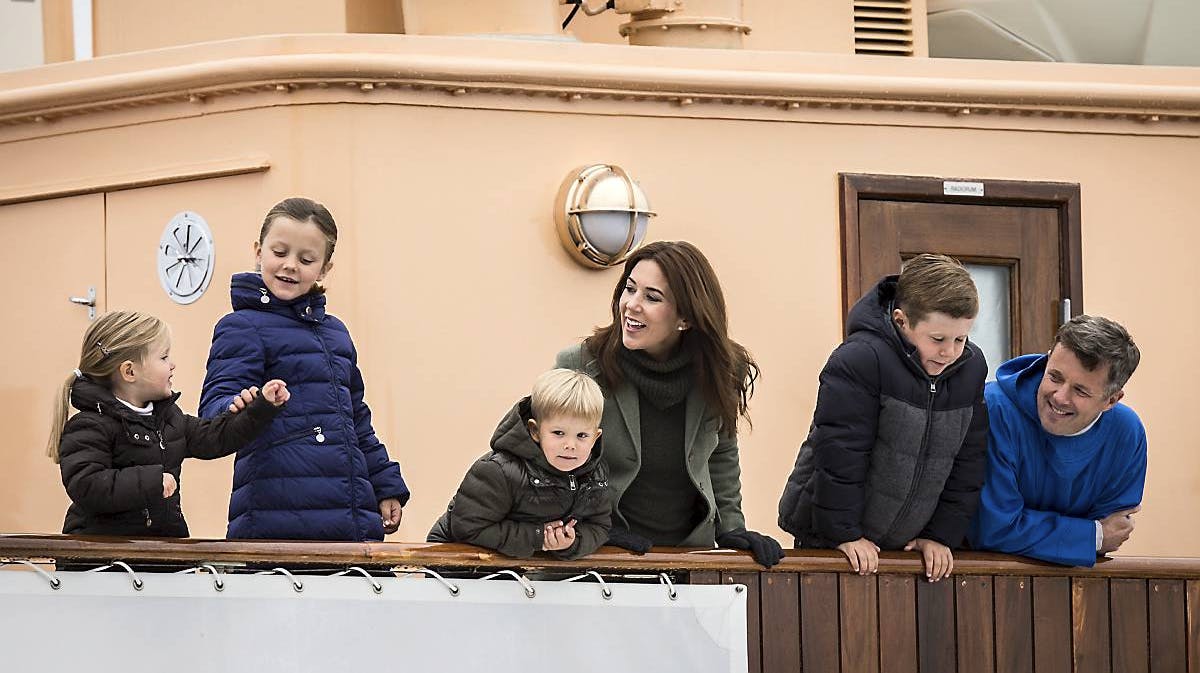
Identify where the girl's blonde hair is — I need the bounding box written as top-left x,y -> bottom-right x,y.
46,311 -> 169,463
530,369 -> 604,427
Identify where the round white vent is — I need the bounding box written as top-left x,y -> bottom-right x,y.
157,211 -> 215,305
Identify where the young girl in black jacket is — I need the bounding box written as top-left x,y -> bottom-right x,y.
47,310 -> 288,537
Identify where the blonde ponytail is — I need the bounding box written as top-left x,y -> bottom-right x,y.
45,372 -> 77,463
45,311 -> 169,464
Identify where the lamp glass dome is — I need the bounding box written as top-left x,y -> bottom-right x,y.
579,212 -> 649,256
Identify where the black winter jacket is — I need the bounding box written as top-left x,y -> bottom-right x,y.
778,276 -> 988,550
59,377 -> 280,537
427,398 -> 612,560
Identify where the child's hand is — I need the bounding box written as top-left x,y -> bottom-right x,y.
261,380 -> 289,407
542,519 -> 577,552
836,537 -> 880,575
379,498 -> 403,534
905,538 -> 953,582
162,472 -> 178,499
227,387 -> 260,414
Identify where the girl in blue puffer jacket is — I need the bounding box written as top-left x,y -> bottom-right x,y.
199,197 -> 409,541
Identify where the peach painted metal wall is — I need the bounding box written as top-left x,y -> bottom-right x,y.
0,33 -> 1196,561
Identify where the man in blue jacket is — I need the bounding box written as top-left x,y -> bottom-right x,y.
969,315 -> 1145,567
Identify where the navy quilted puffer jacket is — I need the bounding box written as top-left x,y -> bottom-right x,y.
200,272 -> 409,541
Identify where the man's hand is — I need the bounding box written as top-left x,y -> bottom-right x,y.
1099,506 -> 1140,554
904,537 -> 953,581
542,519 -> 577,551
379,498 -> 403,534
836,537 -> 880,575
162,472 -> 178,499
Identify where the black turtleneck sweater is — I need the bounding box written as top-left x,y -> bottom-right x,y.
617,347 -> 703,546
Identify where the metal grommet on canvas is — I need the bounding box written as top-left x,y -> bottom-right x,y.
255,567 -> 303,593
88,561 -> 143,591
658,572 -> 678,601
481,569 -> 536,599
563,570 -> 612,600
333,566 -> 383,594
392,567 -> 460,597
2,559 -> 62,590
176,564 -> 224,592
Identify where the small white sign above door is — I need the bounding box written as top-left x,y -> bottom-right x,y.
943,181 -> 985,197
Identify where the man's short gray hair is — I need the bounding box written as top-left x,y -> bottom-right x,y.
1054,315 -> 1140,395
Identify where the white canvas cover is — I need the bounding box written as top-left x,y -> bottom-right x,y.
0,568 -> 747,673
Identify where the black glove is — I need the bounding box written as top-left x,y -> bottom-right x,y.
716,528 -> 785,567
606,527 -> 654,554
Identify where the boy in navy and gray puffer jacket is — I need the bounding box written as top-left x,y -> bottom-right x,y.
779,254 -> 988,582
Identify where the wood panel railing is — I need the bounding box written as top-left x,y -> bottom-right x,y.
2,535 -> 1198,673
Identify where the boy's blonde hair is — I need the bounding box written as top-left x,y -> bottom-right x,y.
530,369 -> 604,426
46,311 -> 169,463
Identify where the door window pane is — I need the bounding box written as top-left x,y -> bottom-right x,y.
965,263 -> 1012,381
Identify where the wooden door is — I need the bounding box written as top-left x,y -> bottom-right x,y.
0,194 -> 107,534
841,174 -> 1082,373
105,173 -> 269,539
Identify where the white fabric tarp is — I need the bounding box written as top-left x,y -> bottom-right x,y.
0,569 -> 747,672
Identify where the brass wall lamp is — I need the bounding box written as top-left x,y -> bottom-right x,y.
555,164 -> 655,268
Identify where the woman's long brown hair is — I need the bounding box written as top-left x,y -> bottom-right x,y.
584,241 -> 759,437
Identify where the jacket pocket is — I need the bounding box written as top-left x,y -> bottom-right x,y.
267,425 -> 326,449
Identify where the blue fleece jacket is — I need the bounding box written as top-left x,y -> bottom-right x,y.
968,354 -> 1146,566
200,273 -> 409,541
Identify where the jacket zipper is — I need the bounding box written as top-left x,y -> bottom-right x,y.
146,429 -> 169,529
888,379 -> 937,539
569,475 -> 577,491
312,321 -> 360,537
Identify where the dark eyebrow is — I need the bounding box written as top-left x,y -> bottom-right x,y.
644,285 -> 666,296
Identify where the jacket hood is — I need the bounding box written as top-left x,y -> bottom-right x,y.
847,275 -> 977,380
846,276 -> 904,345
229,272 -> 327,323
69,376 -> 181,422
994,353 -> 1047,424
490,397 -> 605,477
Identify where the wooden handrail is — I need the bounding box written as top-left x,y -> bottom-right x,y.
3,534 -> 1199,579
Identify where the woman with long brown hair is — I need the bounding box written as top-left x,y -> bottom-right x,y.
556,241 -> 783,566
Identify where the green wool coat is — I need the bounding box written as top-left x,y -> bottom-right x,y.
556,343 -> 746,547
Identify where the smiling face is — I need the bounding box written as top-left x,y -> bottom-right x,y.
116,333 -> 175,407
1037,344 -> 1123,436
893,309 -> 975,376
528,414 -> 602,473
619,260 -> 688,360
254,215 -> 332,301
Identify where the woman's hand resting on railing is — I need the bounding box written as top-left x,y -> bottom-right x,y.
605,527 -> 654,554
905,537 -> 953,582
716,529 -> 784,568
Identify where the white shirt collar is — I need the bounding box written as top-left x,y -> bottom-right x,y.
115,397 -> 154,416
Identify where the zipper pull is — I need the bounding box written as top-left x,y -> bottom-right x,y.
158,433 -> 166,453
930,381 -> 937,394
314,426 -> 325,443
143,508 -> 152,528
259,289 -> 270,304
569,475 -> 577,491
